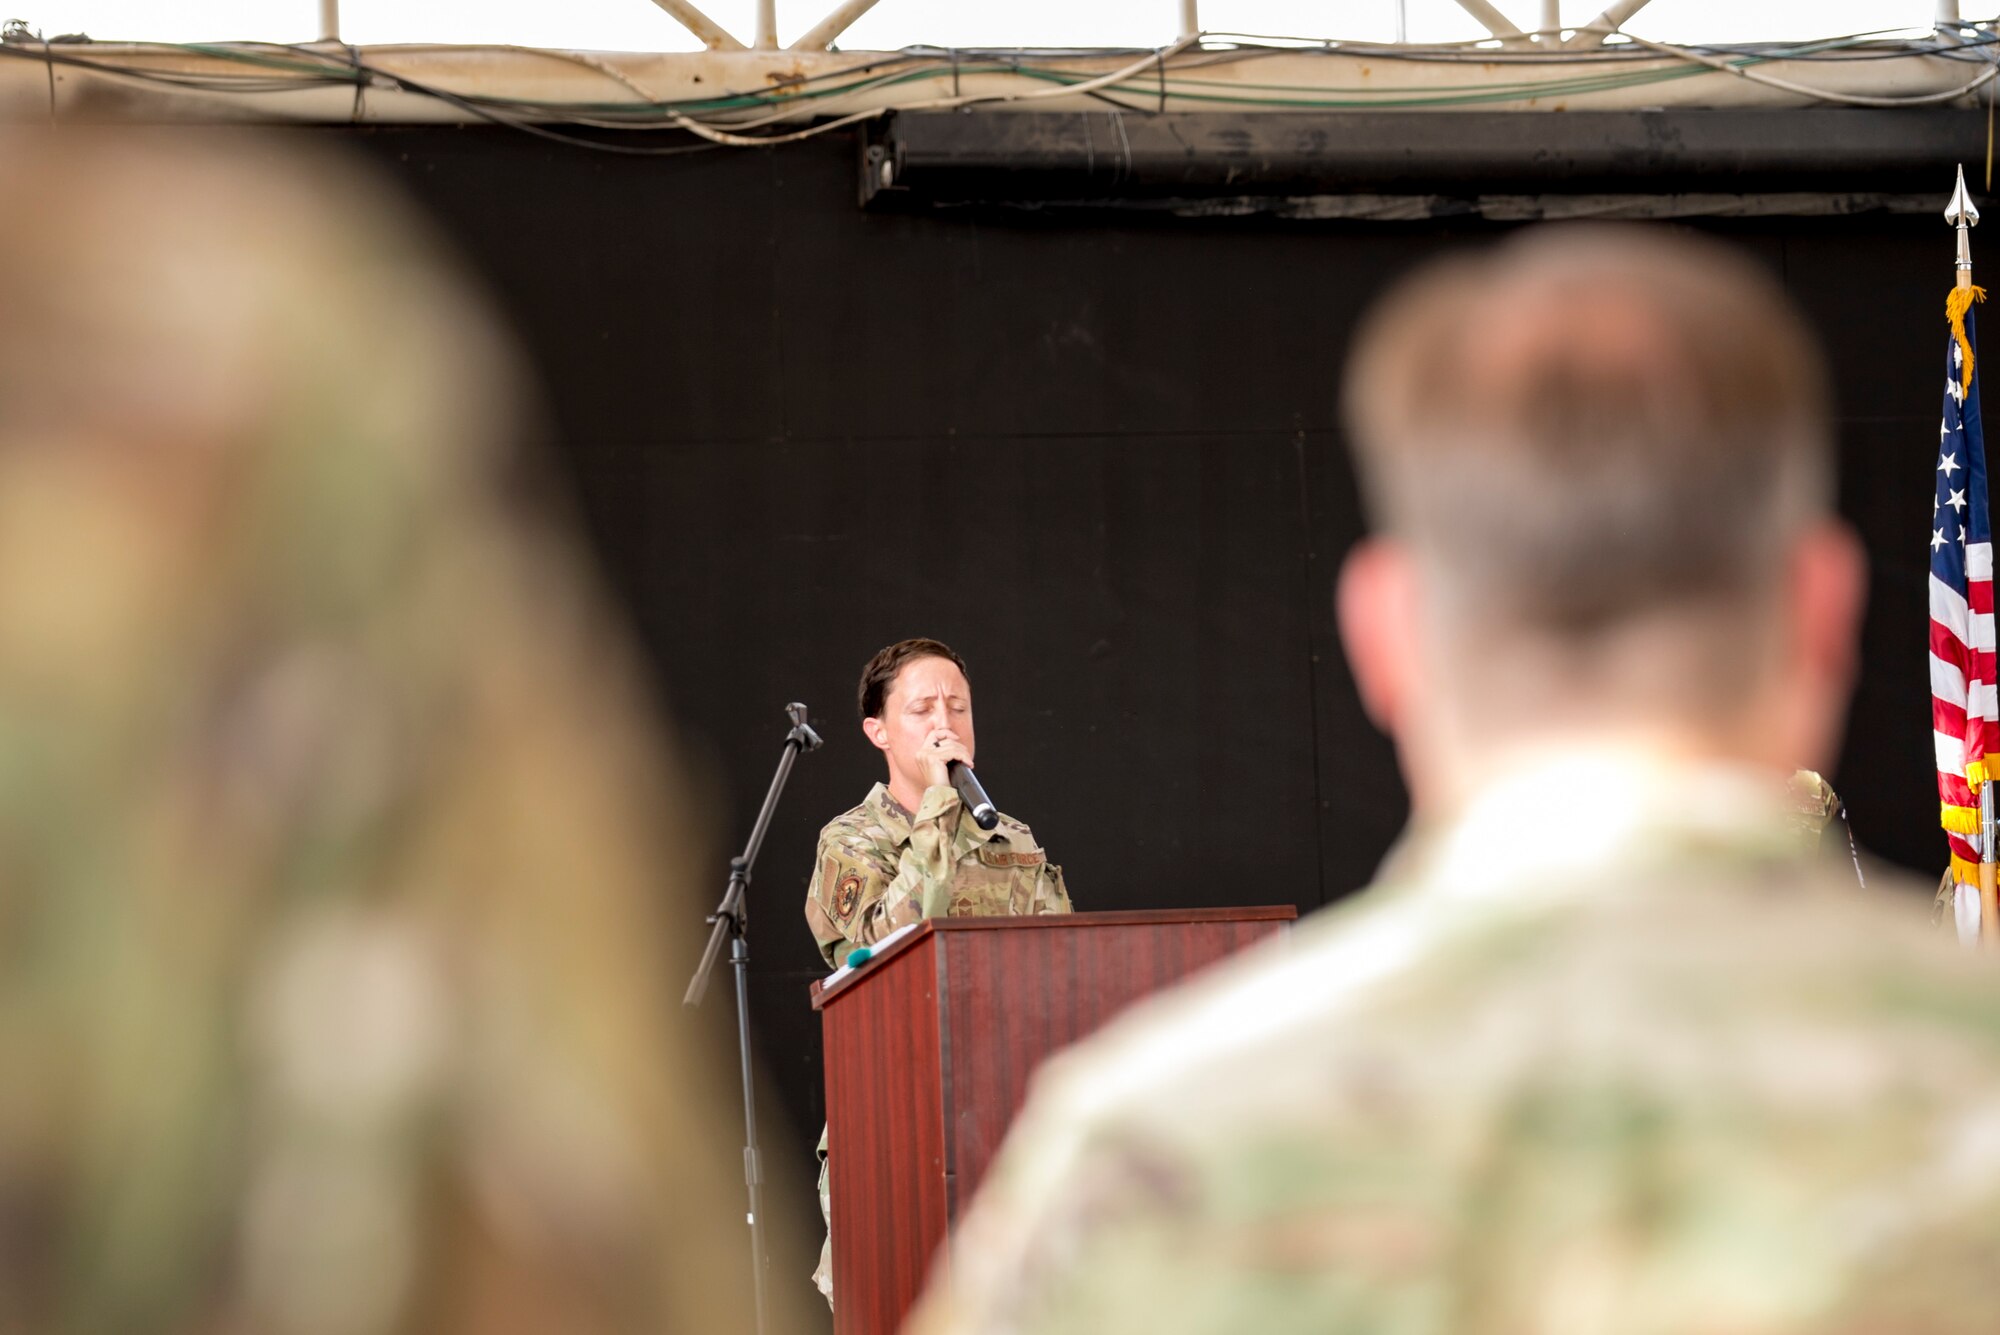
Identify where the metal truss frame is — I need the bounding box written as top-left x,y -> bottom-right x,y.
309,0 -> 1975,55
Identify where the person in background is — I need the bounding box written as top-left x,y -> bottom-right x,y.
804,637 -> 1071,1306
1790,767 -> 1864,886
0,128 -> 799,1335
908,225 -> 2000,1335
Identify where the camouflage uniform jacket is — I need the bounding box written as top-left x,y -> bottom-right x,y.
807,781 -> 1071,1304
804,782 -> 1072,970
909,753 -> 2000,1335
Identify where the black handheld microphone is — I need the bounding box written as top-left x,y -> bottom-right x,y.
947,760 -> 999,830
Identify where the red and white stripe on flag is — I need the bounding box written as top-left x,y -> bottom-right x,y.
1935,286 -> 1995,885
1935,537 -> 1997,872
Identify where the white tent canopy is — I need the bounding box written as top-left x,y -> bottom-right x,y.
8,1 -> 1962,53
1,1 -> 1983,133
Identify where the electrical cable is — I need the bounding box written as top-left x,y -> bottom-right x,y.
1614,29 -> 2000,108
3,18 -> 1996,154
641,34 -> 1201,147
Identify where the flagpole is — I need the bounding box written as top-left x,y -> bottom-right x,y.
1947,163 -> 1999,943
1953,163 -> 1979,294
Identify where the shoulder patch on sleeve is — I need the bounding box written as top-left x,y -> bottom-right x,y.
812,820 -> 896,931
834,869 -> 865,923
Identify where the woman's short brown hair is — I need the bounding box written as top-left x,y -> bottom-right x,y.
858,638 -> 970,720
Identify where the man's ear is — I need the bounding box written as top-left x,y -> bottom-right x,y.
1781,518 -> 1868,769
1336,538 -> 1421,736
861,715 -> 890,752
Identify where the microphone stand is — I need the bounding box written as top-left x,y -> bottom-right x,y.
684,701 -> 822,1335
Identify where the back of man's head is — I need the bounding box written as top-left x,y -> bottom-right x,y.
1345,224 -> 1831,632
1338,226 -> 1860,788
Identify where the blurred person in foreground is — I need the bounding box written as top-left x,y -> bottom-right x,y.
909,226 -> 2000,1335
0,129 -> 800,1335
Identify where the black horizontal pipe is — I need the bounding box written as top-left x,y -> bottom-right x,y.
870,108 -> 1984,203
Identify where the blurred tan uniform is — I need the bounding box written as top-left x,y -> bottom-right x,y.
805,781 -> 1070,1301
910,759 -> 2000,1335
0,131 -> 797,1335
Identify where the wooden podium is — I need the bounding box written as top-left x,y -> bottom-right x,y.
809,906 -> 1295,1335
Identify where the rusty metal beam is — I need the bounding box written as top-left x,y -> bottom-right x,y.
7,40 -> 1988,127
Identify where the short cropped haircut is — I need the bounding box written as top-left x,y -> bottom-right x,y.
859,638 -> 970,720
1342,225 -> 1833,634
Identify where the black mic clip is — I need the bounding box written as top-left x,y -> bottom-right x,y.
785,701 -> 823,752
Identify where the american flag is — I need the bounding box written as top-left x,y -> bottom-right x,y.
1934,287 -> 1995,901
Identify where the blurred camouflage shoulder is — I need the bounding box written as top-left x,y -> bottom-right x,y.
914,845 -> 2000,1335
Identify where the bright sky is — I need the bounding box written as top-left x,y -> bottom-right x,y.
8,1 -> 1950,51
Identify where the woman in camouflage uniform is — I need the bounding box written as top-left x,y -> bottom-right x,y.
804,639 -> 1071,1306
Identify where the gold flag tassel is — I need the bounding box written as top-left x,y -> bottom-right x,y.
1944,799 -> 1986,893
1949,284 -> 1987,397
